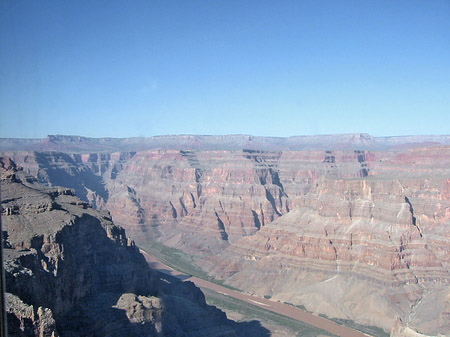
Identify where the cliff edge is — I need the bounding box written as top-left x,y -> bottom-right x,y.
1,157 -> 262,336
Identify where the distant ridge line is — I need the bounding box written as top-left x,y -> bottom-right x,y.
1,133 -> 449,152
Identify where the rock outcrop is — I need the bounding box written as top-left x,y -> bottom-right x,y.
5,293 -> 58,337
2,151 -> 135,209
4,149 -> 376,255
390,318 -> 448,337
1,157 -> 267,336
201,148 -> 450,335
2,136 -> 450,336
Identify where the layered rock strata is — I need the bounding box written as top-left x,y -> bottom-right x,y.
2,133 -> 450,152
4,149 -> 375,256
2,141 -> 450,335
2,151 -> 135,209
202,148 -> 450,335
1,157 -> 263,337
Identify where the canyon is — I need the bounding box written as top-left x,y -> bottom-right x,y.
2,156 -> 274,336
2,134 -> 450,336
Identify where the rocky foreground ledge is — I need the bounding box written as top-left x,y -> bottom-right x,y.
0,157 -> 266,337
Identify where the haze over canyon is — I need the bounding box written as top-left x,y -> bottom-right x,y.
2,133 -> 450,337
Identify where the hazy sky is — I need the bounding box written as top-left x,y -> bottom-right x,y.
1,1 -> 449,138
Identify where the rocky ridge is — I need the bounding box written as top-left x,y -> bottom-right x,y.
1,157 -> 268,337
2,133 -> 450,152
2,135 -> 450,335
3,149 -> 375,256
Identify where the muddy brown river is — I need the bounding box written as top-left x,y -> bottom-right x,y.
140,249 -> 370,337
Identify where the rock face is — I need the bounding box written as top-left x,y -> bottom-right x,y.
4,149 -> 376,256
2,151 -> 135,209
2,135 -> 450,336
1,157 -> 265,337
202,148 -> 450,335
390,318 -> 448,337
5,293 -> 58,337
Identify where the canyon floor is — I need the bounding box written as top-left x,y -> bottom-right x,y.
140,248 -> 377,337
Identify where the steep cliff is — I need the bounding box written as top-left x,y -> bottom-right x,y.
2,151 -> 135,209
2,138 -> 450,335
1,157 -> 264,337
4,149 -> 374,256
202,148 -> 450,335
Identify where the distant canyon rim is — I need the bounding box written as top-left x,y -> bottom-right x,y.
2,133 -> 450,336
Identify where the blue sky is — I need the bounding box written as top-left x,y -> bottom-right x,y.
1,1 -> 449,138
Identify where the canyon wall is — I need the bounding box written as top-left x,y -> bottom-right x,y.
1,157 -> 268,337
2,135 -> 450,335
4,149 -> 374,255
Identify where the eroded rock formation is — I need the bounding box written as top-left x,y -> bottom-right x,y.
2,135 -> 450,335
1,157 -> 267,337
202,148 -> 450,335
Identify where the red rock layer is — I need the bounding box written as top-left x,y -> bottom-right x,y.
3,146 -> 450,335
202,148 -> 450,335
104,149 -> 374,255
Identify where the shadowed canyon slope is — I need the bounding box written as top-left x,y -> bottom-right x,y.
2,134 -> 450,336
1,157 -> 271,337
